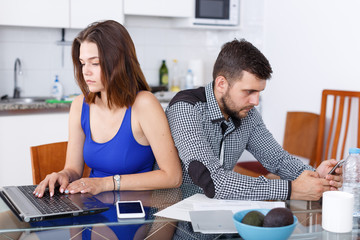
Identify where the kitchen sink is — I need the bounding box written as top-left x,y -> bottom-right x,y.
0,97 -> 50,104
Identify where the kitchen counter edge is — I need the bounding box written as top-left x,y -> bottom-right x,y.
0,102 -> 71,116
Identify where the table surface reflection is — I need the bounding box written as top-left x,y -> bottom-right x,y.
0,184 -> 359,240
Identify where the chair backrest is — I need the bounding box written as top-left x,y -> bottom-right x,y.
234,111 -> 319,178
283,111 -> 320,165
314,89 -> 360,167
30,141 -> 91,184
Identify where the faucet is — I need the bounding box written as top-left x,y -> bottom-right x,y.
13,58 -> 22,98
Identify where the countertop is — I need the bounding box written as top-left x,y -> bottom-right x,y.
0,91 -> 176,116
0,101 -> 71,115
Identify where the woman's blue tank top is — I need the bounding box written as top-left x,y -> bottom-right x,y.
81,100 -> 155,178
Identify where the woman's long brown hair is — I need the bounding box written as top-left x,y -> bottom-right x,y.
72,20 -> 149,108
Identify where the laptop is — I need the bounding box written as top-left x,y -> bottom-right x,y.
0,185 -> 109,222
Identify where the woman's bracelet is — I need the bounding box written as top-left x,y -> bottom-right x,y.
112,176 -> 115,191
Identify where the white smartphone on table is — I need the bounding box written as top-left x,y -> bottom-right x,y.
116,200 -> 145,219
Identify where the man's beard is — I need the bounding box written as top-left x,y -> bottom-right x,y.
220,93 -> 253,121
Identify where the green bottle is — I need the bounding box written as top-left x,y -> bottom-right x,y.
159,60 -> 169,87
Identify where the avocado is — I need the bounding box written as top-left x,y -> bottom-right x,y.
241,210 -> 265,226
263,207 -> 294,227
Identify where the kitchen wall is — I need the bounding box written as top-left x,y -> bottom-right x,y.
0,1 -> 265,185
0,0 -> 265,99
2,0 -> 360,164
262,0 -> 360,146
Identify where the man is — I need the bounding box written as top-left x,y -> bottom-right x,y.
166,39 -> 341,201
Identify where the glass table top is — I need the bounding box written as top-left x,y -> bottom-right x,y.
1,184 -> 360,240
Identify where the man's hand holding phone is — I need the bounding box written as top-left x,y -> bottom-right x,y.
328,159 -> 345,175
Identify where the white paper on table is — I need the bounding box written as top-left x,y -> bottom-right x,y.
154,193 -> 285,222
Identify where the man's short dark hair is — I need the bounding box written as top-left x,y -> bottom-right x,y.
212,39 -> 272,82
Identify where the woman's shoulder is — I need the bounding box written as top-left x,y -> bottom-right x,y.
68,94 -> 86,124
132,91 -> 163,115
70,94 -> 85,111
133,91 -> 159,108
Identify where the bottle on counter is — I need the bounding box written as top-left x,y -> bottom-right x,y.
51,75 -> 63,100
341,147 -> 360,217
159,60 -> 169,88
185,69 -> 194,90
170,59 -> 180,92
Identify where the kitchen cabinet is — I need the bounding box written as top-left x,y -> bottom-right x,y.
124,0 -> 193,18
70,0 -> 124,29
0,113 -> 69,187
0,0 -> 69,28
0,0 -> 124,29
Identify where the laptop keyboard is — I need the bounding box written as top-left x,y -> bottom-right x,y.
18,185 -> 81,214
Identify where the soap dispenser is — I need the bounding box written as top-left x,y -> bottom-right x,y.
51,75 -> 63,100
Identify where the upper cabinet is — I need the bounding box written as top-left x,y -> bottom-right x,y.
0,0 -> 234,30
70,0 -> 124,29
124,0 -> 193,18
0,0 -> 69,28
0,0 -> 124,29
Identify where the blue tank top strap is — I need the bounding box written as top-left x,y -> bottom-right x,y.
81,99 -> 90,135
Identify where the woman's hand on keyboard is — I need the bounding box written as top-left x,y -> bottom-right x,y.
65,177 -> 111,195
33,172 -> 70,198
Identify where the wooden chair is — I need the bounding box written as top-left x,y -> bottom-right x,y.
30,141 -> 91,184
313,89 -> 360,167
233,161 -> 271,177
234,111 -> 320,177
283,111 -> 320,166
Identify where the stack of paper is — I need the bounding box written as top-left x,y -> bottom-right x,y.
154,193 -> 285,234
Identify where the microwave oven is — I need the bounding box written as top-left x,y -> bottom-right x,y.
193,0 -> 239,26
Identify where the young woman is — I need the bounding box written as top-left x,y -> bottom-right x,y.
34,20 -> 182,198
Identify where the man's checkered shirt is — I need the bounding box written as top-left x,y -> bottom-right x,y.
165,82 -> 314,200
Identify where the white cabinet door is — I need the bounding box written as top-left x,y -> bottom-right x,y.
124,0 -> 193,18
70,0 -> 124,29
0,113 -> 69,187
0,0 -> 69,28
